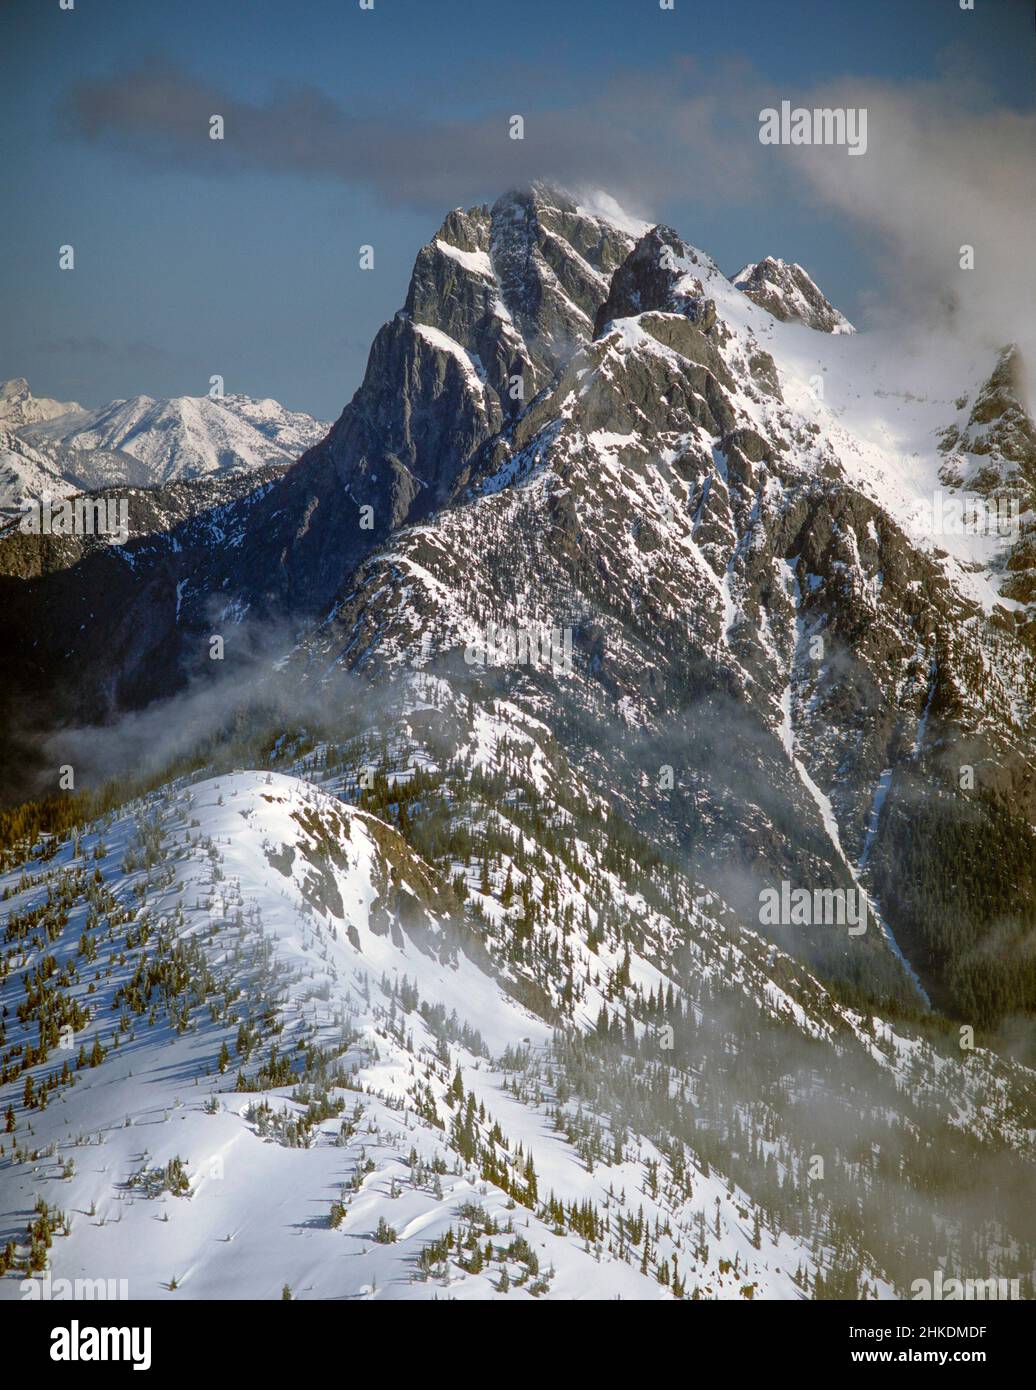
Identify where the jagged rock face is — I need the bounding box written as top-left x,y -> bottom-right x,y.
405,206 -> 520,415
204,186 -> 639,611
490,187 -> 634,388
317,185 -> 639,524
935,346 -> 1036,604
939,346 -> 1036,478
594,226 -> 718,336
731,257 -> 854,334
287,217 -> 1036,1020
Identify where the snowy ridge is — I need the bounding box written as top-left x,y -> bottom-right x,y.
0,770 -> 867,1301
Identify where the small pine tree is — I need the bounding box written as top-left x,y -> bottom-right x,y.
374,1216 -> 397,1245
523,1154 -> 538,1203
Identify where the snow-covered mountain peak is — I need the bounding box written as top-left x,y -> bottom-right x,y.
731,257 -> 855,334
0,377 -> 83,429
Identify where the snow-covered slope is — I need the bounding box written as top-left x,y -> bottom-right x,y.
0,382 -> 91,510
3,742 -> 1032,1302
0,771 -> 836,1301
0,427 -> 75,513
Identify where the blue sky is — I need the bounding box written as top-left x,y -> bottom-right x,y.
2,0 -> 1033,419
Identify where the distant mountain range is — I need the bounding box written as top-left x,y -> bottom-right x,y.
0,376 -> 328,511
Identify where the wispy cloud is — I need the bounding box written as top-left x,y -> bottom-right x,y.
37,335 -> 172,363
61,57 -> 1034,378
60,56 -> 765,214
784,74 -> 1036,372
